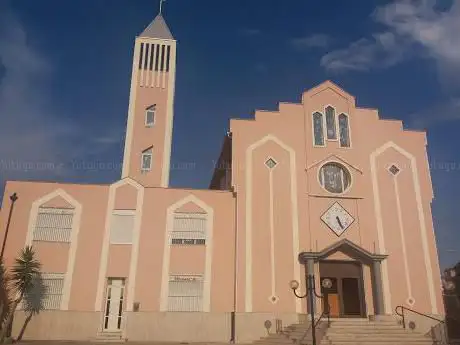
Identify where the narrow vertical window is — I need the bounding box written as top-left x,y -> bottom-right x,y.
155,46 -> 160,71
138,43 -> 144,70
141,148 -> 153,172
325,106 -> 337,140
160,45 -> 166,71
149,44 -> 155,71
145,105 -> 156,127
313,112 -> 325,146
166,45 -> 171,72
339,113 -> 350,147
144,44 -> 150,70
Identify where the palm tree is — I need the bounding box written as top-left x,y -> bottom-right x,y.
0,261 -> 11,329
16,273 -> 46,341
0,246 -> 41,342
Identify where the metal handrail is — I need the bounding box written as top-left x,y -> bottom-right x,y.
395,305 -> 444,329
298,301 -> 331,344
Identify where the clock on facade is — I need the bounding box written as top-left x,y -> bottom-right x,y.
321,202 -> 355,236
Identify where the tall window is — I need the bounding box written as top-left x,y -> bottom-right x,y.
171,212 -> 207,245
313,112 -> 325,146
141,148 -> 153,173
168,275 -> 203,312
33,208 -> 74,242
145,105 -> 156,127
339,113 -> 350,147
325,106 -> 337,140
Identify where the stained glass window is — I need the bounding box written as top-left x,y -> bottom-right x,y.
319,163 -> 351,193
326,106 -> 337,140
313,112 -> 325,146
339,113 -> 350,147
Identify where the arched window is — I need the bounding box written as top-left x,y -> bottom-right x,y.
141,147 -> 153,172
339,113 -> 350,147
325,106 -> 337,140
145,105 -> 156,127
313,112 -> 325,146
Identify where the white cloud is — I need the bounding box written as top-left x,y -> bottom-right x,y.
291,34 -> 331,49
0,6 -> 123,186
321,0 -> 460,85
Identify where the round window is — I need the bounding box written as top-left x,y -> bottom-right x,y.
318,163 -> 351,194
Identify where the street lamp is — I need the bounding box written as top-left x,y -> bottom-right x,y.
290,274 -> 329,345
0,193 -> 18,261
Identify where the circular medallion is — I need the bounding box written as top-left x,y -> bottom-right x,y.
322,278 -> 333,289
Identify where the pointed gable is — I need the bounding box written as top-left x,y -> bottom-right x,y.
140,14 -> 174,40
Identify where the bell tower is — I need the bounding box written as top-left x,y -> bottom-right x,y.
122,7 -> 176,187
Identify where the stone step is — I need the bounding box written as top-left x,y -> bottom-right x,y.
326,334 -> 431,340
321,342 -> 432,345
328,329 -> 414,334
329,325 -> 402,330
323,337 -> 432,342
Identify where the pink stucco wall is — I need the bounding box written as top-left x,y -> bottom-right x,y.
0,81 -> 444,338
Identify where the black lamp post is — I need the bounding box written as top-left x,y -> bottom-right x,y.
0,193 -> 18,262
290,274 -> 328,345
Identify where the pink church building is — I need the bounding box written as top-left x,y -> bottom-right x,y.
0,9 -> 445,343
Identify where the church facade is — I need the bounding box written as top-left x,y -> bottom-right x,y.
0,11 -> 444,343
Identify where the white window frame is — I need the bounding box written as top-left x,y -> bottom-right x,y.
141,148 -> 153,173
325,105 -> 337,141
145,105 -> 156,127
312,112 -> 325,147
338,112 -> 351,148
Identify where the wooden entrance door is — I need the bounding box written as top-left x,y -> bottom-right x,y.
321,277 -> 340,317
342,277 -> 362,317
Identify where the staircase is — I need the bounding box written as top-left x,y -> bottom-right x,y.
322,318 -> 433,345
255,318 -> 434,345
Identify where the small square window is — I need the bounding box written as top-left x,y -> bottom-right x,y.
388,165 -> 400,176
265,158 -> 277,169
141,149 -> 153,172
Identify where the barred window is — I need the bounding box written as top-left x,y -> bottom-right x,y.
33,208 -> 74,242
167,275 -> 203,312
110,213 -> 135,244
41,273 -> 64,310
171,213 -> 207,245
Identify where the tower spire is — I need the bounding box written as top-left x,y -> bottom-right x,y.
159,0 -> 165,16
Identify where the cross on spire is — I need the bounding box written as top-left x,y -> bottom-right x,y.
159,0 -> 166,16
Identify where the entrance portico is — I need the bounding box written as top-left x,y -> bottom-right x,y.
298,239 -> 388,318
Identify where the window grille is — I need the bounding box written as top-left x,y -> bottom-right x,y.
33,208 -> 74,242
41,273 -> 64,310
171,213 -> 206,245
167,274 -> 203,312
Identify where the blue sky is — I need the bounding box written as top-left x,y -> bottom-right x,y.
0,0 -> 459,269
